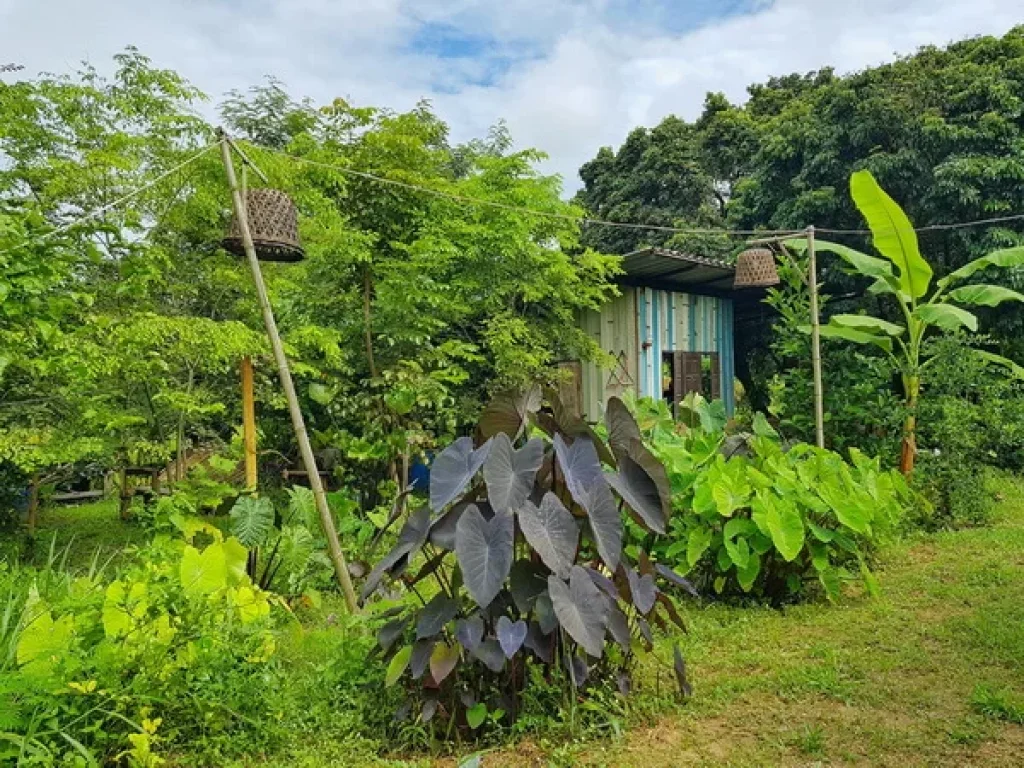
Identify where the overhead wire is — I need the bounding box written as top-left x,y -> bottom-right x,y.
3,133 -> 1024,253
0,141 -> 219,257
241,140 -> 1024,239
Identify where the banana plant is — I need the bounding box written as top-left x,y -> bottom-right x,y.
786,170 -> 1024,474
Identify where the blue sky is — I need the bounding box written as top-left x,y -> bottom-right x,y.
1,0 -> 1020,191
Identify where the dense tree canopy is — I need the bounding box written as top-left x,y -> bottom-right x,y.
0,53 -> 617,500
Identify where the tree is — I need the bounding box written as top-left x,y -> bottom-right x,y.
787,170 -> 1024,474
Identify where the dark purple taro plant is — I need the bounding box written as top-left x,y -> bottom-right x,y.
362,388 -> 697,733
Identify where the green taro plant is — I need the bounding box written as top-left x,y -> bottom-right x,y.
786,170 -> 1024,474
633,394 -> 911,603
362,389 -> 697,733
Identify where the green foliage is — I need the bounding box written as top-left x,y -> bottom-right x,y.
365,389 -> 693,736
627,395 -> 909,603
229,495 -> 276,547
785,171 -> 1024,473
0,520 -> 288,765
756,249 -> 904,462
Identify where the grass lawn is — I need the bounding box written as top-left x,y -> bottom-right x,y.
6,478 -> 1023,767
454,473 -> 1024,767
5,498 -> 150,569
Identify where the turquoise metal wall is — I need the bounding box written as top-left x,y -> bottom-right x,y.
636,287 -> 735,414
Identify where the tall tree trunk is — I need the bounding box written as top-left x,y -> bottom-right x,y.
363,265 -> 377,379
900,375 -> 920,476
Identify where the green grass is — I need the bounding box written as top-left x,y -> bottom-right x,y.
2,498 -> 150,568
4,475 -> 1023,767
473,471 -> 1024,768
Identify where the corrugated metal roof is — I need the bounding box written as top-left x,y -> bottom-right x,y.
619,248 -> 736,293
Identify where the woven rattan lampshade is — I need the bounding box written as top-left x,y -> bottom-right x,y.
734,247 -> 780,288
223,188 -> 305,263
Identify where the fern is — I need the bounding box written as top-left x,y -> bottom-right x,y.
228,496 -> 275,547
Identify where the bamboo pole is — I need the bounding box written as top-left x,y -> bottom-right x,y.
807,225 -> 825,449
241,356 -> 258,492
218,134 -> 359,613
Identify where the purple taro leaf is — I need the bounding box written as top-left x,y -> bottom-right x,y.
430,437 -> 493,512
471,638 -> 505,673
517,492 -> 579,579
484,433 -> 544,515
548,566 -> 610,658
496,616 -> 528,658
455,615 -> 484,652
625,567 -> 658,615
455,505 -> 514,608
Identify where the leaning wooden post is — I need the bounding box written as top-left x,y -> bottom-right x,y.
241,356 -> 258,492
807,225 -> 825,449
218,134 -> 359,613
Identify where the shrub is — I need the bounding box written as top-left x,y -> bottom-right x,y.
361,388 -> 696,735
0,516 -> 289,765
629,394 -> 911,604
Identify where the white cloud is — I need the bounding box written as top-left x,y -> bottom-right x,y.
1,0 -> 1021,192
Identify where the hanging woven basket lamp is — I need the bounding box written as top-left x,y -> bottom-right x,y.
223,188 -> 305,263
733,247 -> 780,288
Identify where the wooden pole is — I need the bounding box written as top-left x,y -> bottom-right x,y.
219,133 -> 359,613
807,225 -> 825,449
241,356 -> 258,492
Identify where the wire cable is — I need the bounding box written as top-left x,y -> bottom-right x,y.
4,133 -> 1024,249
0,141 -> 218,256
241,141 -> 1024,239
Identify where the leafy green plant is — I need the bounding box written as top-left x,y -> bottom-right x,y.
0,515 -> 285,766
786,170 -> 1024,474
632,395 -> 910,603
362,388 -> 695,734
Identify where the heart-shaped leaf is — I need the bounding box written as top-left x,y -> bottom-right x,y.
478,386 -> 541,441
429,501 -> 493,551
455,506 -> 514,608
484,434 -> 544,514
429,642 -> 460,684
466,702 -> 488,729
496,616 -> 527,658
625,567 -> 657,615
416,594 -> 459,639
430,437 -> 493,512
471,638 -> 505,672
606,451 -> 666,534
377,616 -> 409,650
455,615 -> 483,651
605,396 -> 643,460
410,639 -> 436,679
517,493 -> 578,579
548,566 -> 610,658
509,560 -> 548,613
553,434 -> 622,570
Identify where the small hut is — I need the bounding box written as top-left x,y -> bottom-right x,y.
567,248 -> 772,421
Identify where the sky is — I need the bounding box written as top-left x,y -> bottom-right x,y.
1,1 -> 1022,192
